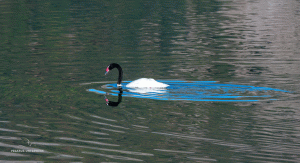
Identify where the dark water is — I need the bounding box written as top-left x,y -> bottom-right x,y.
1,0 -> 300,162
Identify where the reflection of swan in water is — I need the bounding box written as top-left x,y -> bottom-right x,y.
105,63 -> 169,88
104,88 -> 122,107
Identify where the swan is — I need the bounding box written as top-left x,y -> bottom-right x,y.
105,63 -> 169,88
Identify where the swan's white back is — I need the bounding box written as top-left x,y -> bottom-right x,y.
126,78 -> 169,88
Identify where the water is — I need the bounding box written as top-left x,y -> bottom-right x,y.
1,0 -> 300,162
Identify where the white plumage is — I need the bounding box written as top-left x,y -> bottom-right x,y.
126,78 -> 169,88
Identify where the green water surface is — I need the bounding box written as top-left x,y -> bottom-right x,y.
1,0 -> 299,162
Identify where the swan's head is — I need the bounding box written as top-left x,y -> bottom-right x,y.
105,66 -> 110,75
105,63 -> 121,75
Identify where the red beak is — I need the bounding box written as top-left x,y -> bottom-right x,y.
105,67 -> 109,75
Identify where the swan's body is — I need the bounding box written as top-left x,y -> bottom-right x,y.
126,78 -> 169,88
105,63 -> 169,88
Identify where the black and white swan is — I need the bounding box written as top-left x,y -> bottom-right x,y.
105,63 -> 169,88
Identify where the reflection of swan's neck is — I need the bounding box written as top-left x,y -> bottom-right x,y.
105,88 -> 123,107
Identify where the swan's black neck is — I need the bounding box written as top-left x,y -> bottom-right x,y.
110,63 -> 123,85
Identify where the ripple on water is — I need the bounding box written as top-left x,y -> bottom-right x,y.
88,80 -> 290,102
